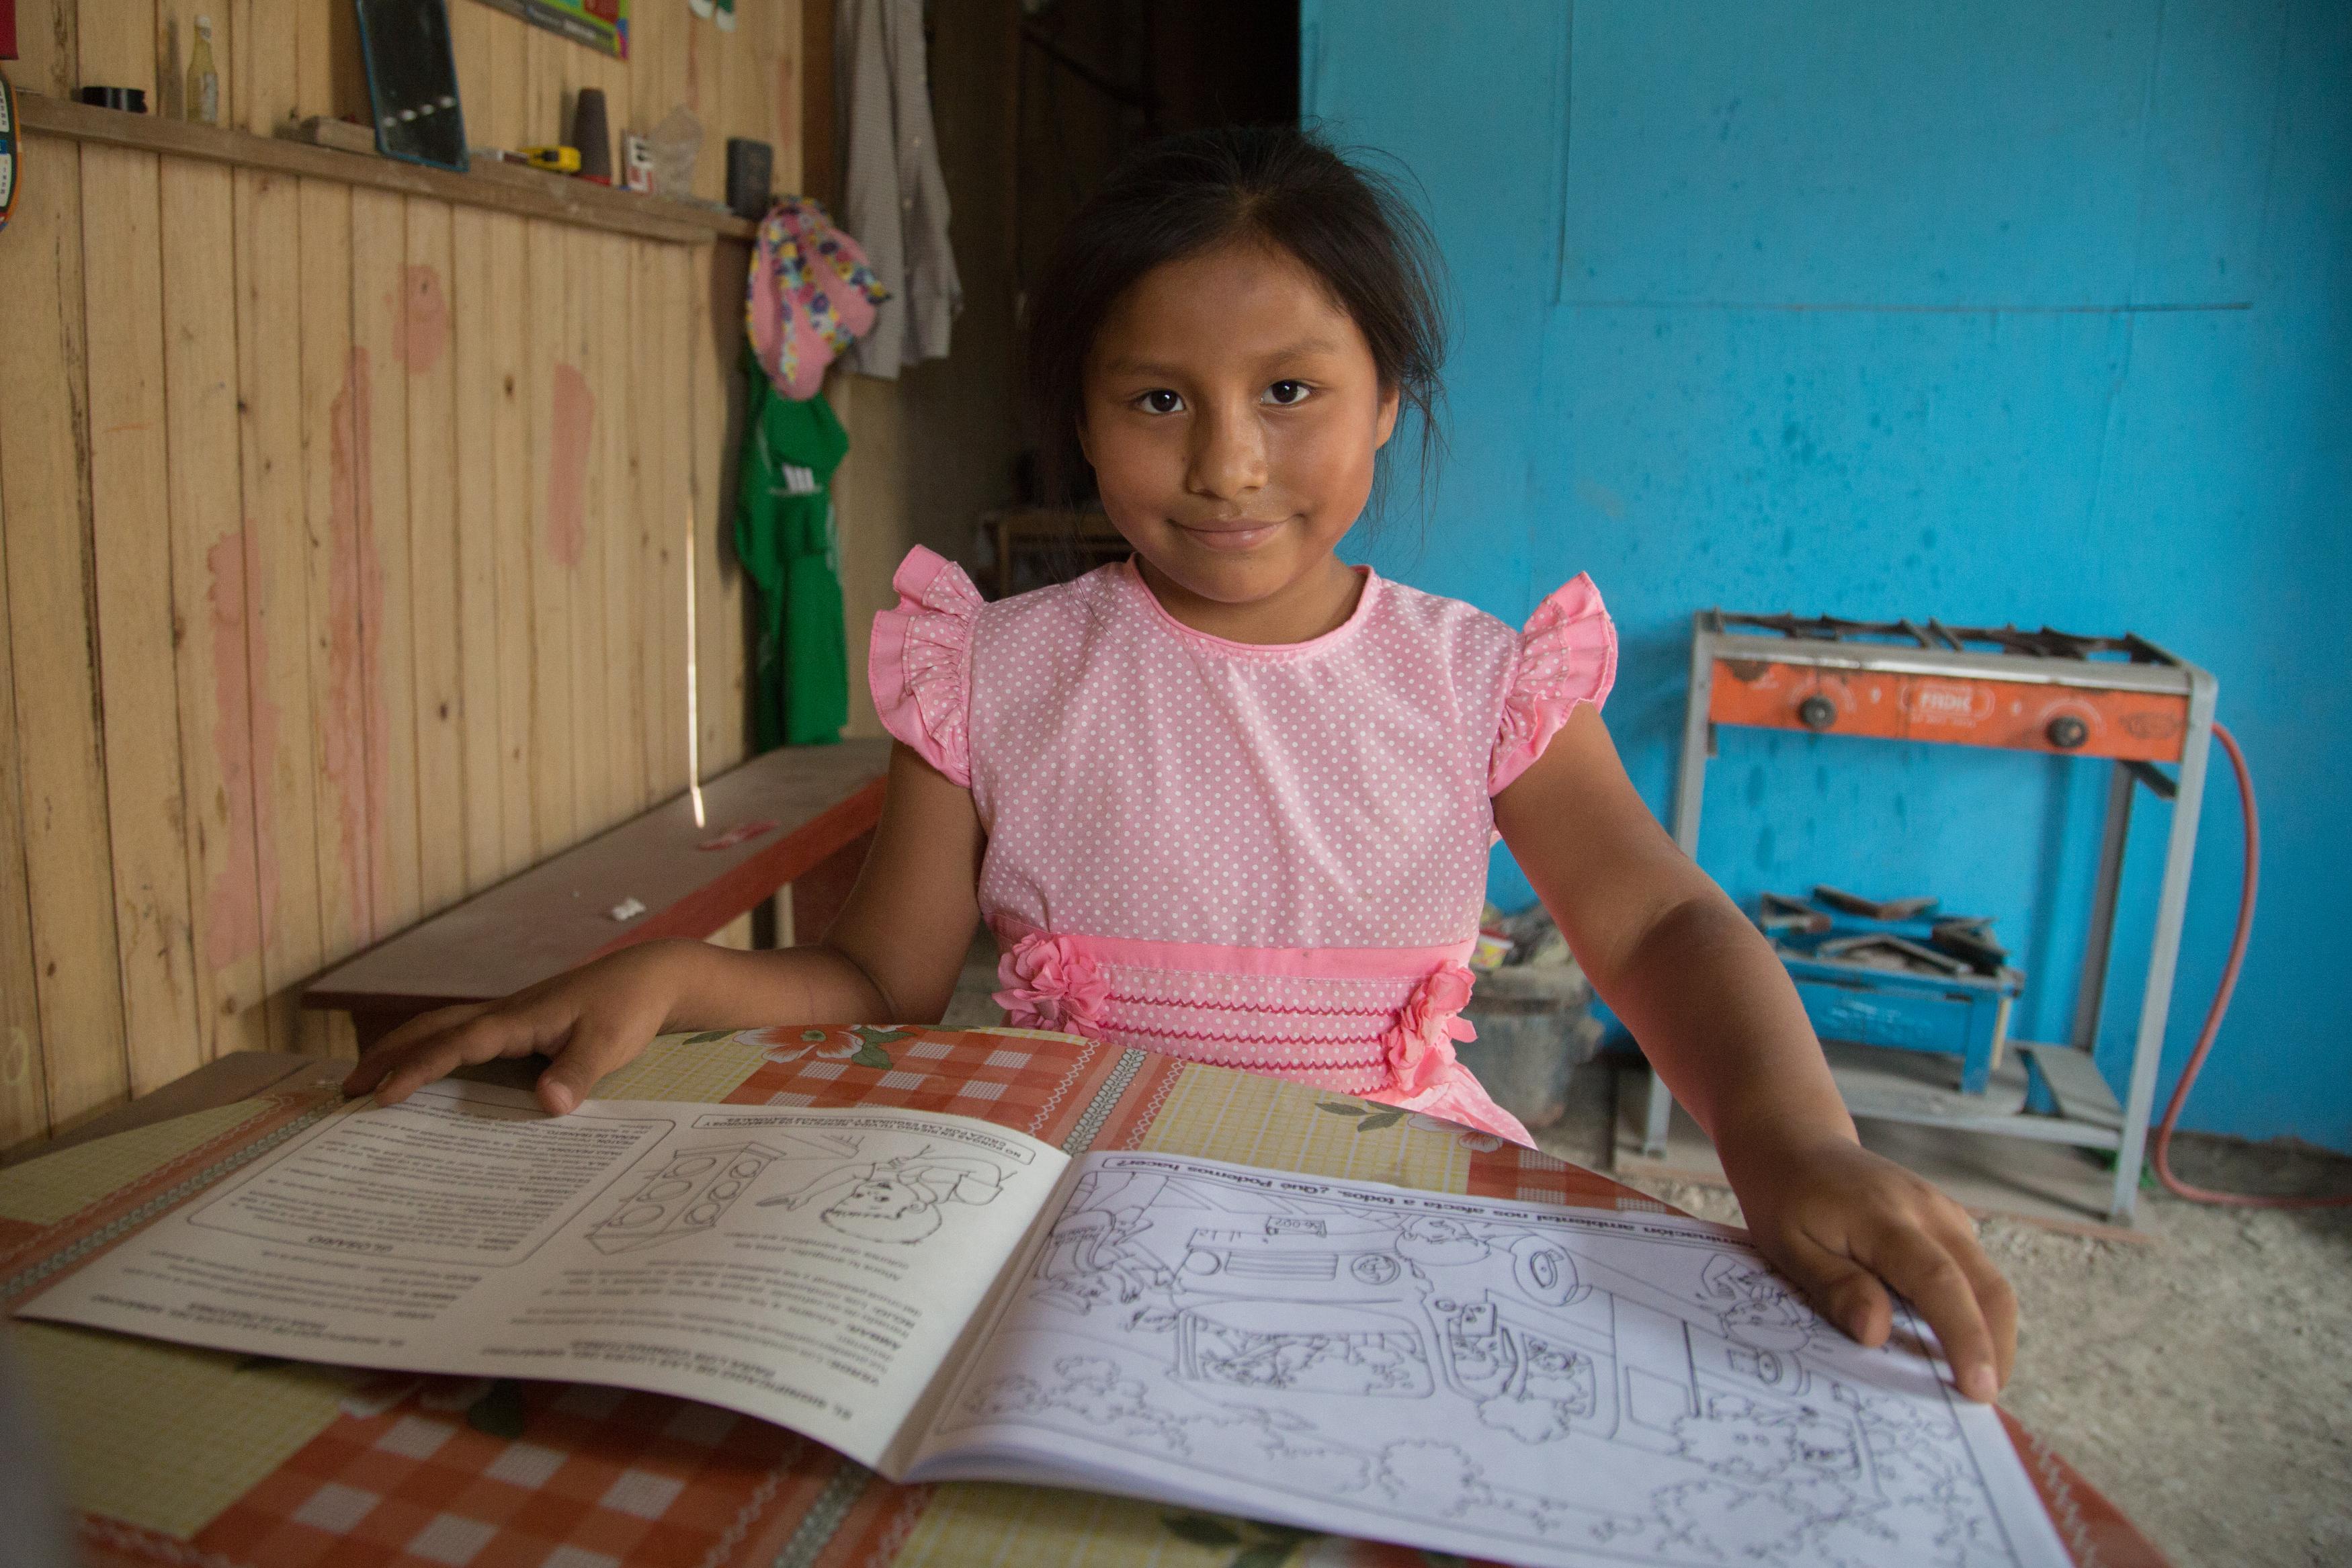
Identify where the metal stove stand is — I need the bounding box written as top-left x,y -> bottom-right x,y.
1642,611 -> 2217,1224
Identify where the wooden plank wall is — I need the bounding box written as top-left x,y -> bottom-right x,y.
0,0 -> 801,1148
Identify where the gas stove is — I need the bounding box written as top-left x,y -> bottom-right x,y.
1654,609 -> 2220,1226
1695,609 -> 2203,760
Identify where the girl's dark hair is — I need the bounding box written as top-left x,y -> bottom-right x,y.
1025,124 -> 1450,529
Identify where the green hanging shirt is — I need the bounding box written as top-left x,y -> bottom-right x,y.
734,369 -> 851,749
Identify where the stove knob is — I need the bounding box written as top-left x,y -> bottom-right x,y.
2046,714 -> 2089,750
1796,695 -> 1837,731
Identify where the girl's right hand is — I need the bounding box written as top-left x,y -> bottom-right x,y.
342,939 -> 694,1115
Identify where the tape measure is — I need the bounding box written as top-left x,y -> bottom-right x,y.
519,144 -> 581,174
0,71 -> 20,235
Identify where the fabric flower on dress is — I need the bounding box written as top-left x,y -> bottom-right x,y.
992,932 -> 1109,1035
1383,963 -> 1479,1098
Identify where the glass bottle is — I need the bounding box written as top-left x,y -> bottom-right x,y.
186,16 -> 220,127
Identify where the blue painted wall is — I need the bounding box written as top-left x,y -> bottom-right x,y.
1303,0 -> 2351,1148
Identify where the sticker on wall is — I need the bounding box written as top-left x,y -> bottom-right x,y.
470,0 -> 629,59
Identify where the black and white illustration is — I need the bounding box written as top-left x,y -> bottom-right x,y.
583,1121 -> 864,1253
581,1115 -> 1032,1253
934,1153 -> 2064,1568
755,1145 -> 1015,1244
586,1140 -> 797,1253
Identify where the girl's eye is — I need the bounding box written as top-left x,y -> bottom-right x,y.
1263,380 -> 1311,406
1138,389 -> 1185,415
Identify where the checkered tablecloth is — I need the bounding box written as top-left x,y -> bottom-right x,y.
3,1028 -> 2161,1568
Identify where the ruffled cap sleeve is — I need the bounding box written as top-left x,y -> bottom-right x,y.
868,546 -> 982,787
1488,572 -> 1618,795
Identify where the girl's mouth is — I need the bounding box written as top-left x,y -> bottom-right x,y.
1175,518 -> 1288,552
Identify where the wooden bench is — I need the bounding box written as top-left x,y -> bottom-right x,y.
304,740 -> 890,1047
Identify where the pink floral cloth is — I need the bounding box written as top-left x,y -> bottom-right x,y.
745,197 -> 890,400
869,547 -> 1616,1146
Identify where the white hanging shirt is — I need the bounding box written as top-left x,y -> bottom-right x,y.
838,0 -> 963,376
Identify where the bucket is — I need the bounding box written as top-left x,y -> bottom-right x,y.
1459,961 -> 1602,1131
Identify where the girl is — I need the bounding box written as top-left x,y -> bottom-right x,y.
349,128 -> 2016,1403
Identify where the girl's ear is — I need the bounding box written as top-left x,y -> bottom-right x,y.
1075,417 -> 1093,466
1374,384 -> 1402,450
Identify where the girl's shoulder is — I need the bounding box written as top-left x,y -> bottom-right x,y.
972,553 -> 1130,639
1368,574 -> 1525,666
867,546 -> 986,786
1357,571 -> 1619,793
866,548 -> 1127,786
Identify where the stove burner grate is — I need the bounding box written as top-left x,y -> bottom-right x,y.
1708,611 -> 2173,665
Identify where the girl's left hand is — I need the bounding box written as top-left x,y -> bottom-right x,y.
1491,707 -> 2018,1400
1728,1134 -> 2018,1403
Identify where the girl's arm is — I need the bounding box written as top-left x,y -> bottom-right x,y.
1493,705 -> 2017,1403
345,742 -> 984,1114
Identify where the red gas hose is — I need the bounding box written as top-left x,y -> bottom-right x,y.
2148,721 -> 2352,1207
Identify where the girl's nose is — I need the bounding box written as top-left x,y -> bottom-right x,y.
1187,401 -> 1269,500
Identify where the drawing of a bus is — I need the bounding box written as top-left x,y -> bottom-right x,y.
1161,1214 -> 1862,1468
1177,1217 -> 1413,1302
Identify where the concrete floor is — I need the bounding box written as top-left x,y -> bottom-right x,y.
943,957 -> 2352,1565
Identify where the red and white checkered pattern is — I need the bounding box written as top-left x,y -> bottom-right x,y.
188,1383 -> 831,1568
732,1029 -> 1114,1147
1466,1141 -> 1636,1212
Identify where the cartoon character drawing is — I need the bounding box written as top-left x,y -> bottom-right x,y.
1035,1207 -> 1180,1325
1700,1253 -> 1820,1353
1437,1298 -> 1605,1444
1393,1215 -> 1492,1268
756,1147 -> 1008,1244
1175,1301 -> 1434,1396
1029,1166 -> 1204,1324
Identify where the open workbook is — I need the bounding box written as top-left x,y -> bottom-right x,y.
18,1079 -> 2066,1567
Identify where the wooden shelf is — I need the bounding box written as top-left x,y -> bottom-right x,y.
303,741 -> 889,1020
15,91 -> 761,247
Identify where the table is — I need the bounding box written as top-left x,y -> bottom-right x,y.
2,1037 -> 2165,1568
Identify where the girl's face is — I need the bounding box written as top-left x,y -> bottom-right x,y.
1081,241 -> 1400,640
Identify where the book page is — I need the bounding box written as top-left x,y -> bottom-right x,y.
913,1151 -> 2067,1568
17,1081 -> 1066,1469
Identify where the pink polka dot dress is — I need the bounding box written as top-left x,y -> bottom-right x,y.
869,546 -> 1617,1147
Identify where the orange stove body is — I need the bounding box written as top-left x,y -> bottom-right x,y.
1707,658 -> 2189,763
